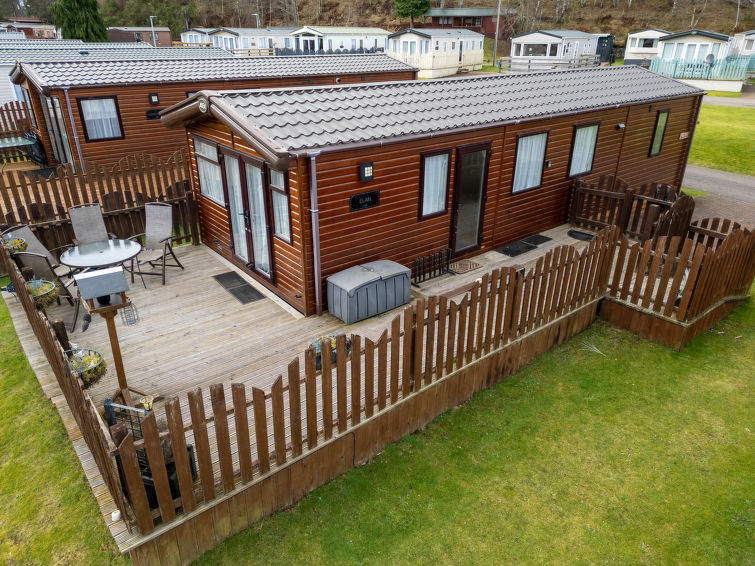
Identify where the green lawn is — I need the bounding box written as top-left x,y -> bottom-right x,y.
689,105 -> 755,176
705,90 -> 743,98
1,280 -> 753,565
195,296 -> 755,565
681,187 -> 708,198
0,280 -> 130,565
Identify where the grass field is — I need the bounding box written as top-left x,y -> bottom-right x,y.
688,105 -> 755,176
192,298 -> 754,565
705,90 -> 743,98
2,281 -> 753,565
0,279 -> 130,565
681,187 -> 708,198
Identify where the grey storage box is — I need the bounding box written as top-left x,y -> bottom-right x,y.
327,260 -> 411,324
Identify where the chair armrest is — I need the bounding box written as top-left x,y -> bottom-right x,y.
108,232 -> 118,240
128,233 -> 146,241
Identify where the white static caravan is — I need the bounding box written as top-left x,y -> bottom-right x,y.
289,26 -> 390,53
386,28 -> 483,78
658,29 -> 732,61
732,30 -> 755,56
623,28 -> 668,65
510,29 -> 605,71
180,27 -> 215,46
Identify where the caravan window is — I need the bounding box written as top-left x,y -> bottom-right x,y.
77,97 -> 123,141
512,132 -> 548,193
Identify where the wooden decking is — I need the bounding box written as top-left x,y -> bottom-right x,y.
2,223 -> 591,554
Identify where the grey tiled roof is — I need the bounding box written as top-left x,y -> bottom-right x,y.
16,54 -> 416,89
1,45 -> 232,65
206,66 -> 702,154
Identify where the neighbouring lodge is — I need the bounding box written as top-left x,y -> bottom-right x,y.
10,54 -> 417,168
161,65 -> 703,316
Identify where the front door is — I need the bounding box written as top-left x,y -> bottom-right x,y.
222,153 -> 273,279
459,40 -> 464,63
451,144 -> 490,255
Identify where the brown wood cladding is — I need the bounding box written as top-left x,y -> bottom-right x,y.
187,93 -> 701,316
21,69 -> 416,168
186,121 -> 309,314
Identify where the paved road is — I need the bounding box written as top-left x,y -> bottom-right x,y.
683,165 -> 755,203
682,165 -> 755,226
701,83 -> 755,108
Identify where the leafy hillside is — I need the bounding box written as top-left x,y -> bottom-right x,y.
187,0 -> 752,47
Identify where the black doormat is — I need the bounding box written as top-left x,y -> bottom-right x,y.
567,229 -> 596,242
24,167 -> 56,180
212,271 -> 265,304
495,239 -> 537,257
522,234 -> 552,246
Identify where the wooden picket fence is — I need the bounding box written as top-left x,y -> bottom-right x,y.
570,175 -> 681,241
0,149 -> 191,228
4,213 -> 753,564
0,244 -> 130,525
0,100 -> 30,137
602,224 -> 755,348
118,226 -> 622,562
16,180 -> 200,255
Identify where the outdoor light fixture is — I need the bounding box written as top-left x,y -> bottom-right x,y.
359,161 -> 374,181
617,123 -> 626,130
148,93 -> 160,105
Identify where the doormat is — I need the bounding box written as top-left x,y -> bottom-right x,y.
522,234 -> 552,246
567,229 -> 596,242
212,271 -> 265,304
449,259 -> 483,274
495,240 -> 537,257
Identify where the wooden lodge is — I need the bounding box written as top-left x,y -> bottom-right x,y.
161,65 -> 703,317
8,54 -> 417,169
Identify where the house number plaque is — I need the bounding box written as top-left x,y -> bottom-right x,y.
350,190 -> 380,211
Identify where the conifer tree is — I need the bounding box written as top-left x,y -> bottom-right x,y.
52,0 -> 108,42
394,0 -> 430,28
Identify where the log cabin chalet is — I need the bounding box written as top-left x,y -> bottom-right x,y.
162,65 -> 702,316
9,54 -> 418,169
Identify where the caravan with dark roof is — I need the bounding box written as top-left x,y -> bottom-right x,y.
161,66 -> 703,316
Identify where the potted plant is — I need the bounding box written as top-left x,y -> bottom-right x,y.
2,234 -> 27,254
25,278 -> 57,310
310,334 -> 352,371
67,348 -> 107,388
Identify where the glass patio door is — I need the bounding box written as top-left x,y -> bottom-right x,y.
452,145 -> 490,255
245,163 -> 271,276
224,155 -> 250,263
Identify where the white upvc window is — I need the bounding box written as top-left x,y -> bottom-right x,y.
512,132 -> 548,193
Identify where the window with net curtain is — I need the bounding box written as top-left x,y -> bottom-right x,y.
79,97 -> 122,140
270,169 -> 291,242
193,138 -> 225,204
569,124 -> 599,177
420,152 -> 449,218
512,132 -> 548,193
